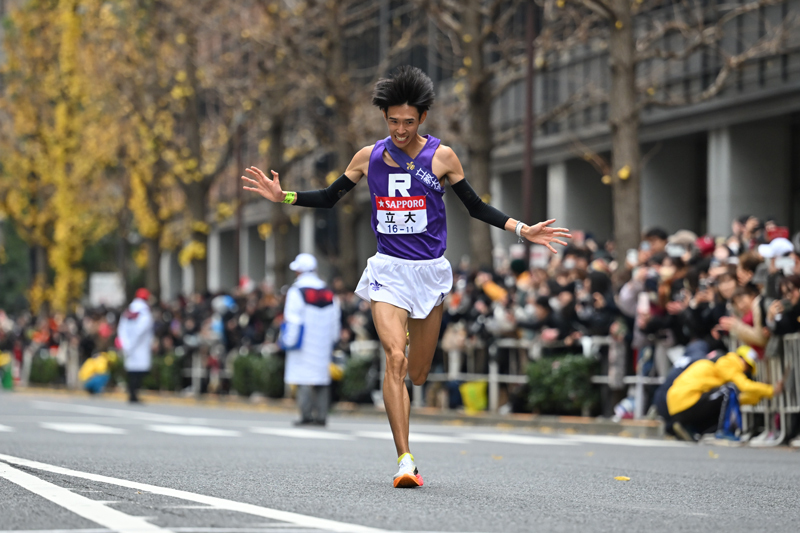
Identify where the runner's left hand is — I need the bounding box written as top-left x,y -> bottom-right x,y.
522,219 -> 571,253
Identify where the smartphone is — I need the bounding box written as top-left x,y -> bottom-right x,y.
626,248 -> 639,266
775,256 -> 796,275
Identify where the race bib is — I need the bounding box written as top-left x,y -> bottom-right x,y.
375,195 -> 427,235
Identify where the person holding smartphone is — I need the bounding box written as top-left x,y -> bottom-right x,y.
767,275 -> 800,335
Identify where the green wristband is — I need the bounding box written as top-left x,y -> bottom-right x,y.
282,191 -> 296,204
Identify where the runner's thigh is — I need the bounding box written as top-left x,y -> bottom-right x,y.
407,303 -> 444,376
371,301 -> 409,355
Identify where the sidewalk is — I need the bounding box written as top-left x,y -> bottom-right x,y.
12,385 -> 665,439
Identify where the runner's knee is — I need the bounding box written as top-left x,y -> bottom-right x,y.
408,368 -> 428,386
385,350 -> 408,380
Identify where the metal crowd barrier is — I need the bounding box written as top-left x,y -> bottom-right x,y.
424,338 -> 530,413
740,333 -> 800,446
425,336 -> 621,413
588,337 -> 665,419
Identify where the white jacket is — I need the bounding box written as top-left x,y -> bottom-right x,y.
118,298 -> 154,372
282,272 -> 341,385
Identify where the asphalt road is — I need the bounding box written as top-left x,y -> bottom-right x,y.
1,392 -> 799,533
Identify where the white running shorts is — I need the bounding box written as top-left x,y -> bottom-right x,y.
355,253 -> 453,319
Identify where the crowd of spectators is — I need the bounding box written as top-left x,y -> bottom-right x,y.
2,215 -> 800,420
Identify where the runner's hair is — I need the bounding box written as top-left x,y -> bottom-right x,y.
372,66 -> 435,116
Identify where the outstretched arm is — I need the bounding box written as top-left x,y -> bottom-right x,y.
440,146 -> 571,254
242,146 -> 371,207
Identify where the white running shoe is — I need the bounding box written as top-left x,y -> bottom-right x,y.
393,453 -> 423,488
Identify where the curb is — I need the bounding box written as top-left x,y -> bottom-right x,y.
11,386 -> 665,439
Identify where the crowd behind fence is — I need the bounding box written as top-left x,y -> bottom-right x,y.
2,216 -> 800,443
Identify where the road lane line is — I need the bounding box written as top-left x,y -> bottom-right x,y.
31,401 -> 206,425
145,425 -> 240,437
0,424 -> 13,432
0,453 -> 387,533
352,431 -> 468,444
0,462 -> 171,533
461,433 -> 580,446
40,423 -> 127,435
250,428 -> 354,440
0,526 -> 487,533
560,435 -> 689,447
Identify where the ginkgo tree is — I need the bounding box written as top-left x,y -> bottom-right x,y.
0,0 -> 123,312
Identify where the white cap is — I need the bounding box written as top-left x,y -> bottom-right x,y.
289,253 -> 317,273
757,237 -> 794,258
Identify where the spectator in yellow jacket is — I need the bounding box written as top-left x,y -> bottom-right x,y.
666,345 -> 783,439
78,352 -> 112,395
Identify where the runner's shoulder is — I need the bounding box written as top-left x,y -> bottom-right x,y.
433,144 -> 461,177
351,145 -> 375,166
434,144 -> 458,164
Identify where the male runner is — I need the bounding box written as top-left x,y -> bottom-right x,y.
243,66 -> 570,487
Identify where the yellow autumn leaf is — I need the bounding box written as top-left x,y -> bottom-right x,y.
257,223 -> 272,240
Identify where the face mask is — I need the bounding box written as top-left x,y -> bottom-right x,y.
564,258 -> 576,270
665,244 -> 686,258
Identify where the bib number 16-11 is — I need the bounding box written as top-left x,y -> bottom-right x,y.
375,195 -> 428,235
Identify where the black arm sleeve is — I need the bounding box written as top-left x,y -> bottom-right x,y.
451,179 -> 511,230
294,174 -> 356,208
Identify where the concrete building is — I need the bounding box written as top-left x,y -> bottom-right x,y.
182,1 -> 800,295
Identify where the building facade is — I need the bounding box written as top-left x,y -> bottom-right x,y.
163,0 -> 800,297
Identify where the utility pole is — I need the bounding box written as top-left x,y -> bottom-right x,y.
234,125 -> 243,288
522,0 -> 536,259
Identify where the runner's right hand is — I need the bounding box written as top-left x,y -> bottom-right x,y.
242,166 -> 284,203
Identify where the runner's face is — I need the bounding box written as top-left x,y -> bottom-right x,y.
384,105 -> 427,148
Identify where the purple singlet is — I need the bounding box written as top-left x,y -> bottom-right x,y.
367,135 -> 447,260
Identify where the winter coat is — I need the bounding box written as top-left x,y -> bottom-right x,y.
282,272 -> 341,386
666,353 -> 773,415
118,298 -> 154,372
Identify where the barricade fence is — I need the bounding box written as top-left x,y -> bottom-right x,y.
738,333 -> 800,446
30,331 -> 797,437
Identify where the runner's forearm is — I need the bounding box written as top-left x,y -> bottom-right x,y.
287,174 -> 356,208
451,179 -> 510,230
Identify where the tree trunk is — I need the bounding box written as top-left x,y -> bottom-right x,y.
464,0 -> 495,266
144,236 -> 161,298
267,116 -> 291,289
186,185 -> 209,294
181,23 -> 209,294
329,11 -> 360,289
608,1 -> 641,255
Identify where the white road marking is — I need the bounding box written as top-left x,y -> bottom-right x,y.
353,431 -> 468,444
250,428 -> 354,440
40,423 -> 127,435
31,401 -> 206,425
0,453 -> 387,533
0,424 -> 14,432
0,462 -> 171,533
461,433 -> 579,446
0,529 -> 321,533
561,435 -> 689,447
146,425 -> 240,437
